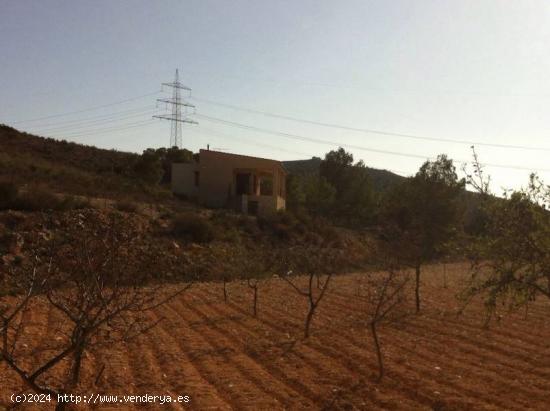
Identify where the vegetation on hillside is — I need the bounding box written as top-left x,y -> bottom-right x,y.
283,155 -> 404,191
0,125 -> 192,201
1,124 -> 550,410
287,148 -> 378,226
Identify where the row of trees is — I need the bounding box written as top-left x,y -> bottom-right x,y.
132,147 -> 194,184
289,148 -> 466,313
288,145 -> 550,320
287,148 -> 377,224
1,213 -> 411,408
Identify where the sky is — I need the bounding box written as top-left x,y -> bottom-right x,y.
1,0 -> 550,192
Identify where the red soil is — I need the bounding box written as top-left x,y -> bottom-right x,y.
2,262 -> 550,410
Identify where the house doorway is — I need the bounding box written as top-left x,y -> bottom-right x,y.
235,173 -> 251,195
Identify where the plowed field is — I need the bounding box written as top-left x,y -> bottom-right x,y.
2,263 -> 550,410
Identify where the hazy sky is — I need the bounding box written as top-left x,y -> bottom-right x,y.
1,0 -> 550,191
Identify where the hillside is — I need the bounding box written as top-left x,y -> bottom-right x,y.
0,124 -> 167,200
283,157 -> 405,192
1,125 -> 406,202
0,125 -> 369,279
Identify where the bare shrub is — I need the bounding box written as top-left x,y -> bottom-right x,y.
247,278 -> 259,317
236,247 -> 276,317
280,246 -> 344,339
0,212 -> 192,410
194,246 -> 234,303
363,268 -> 409,381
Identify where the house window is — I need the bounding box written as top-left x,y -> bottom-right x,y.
194,171 -> 199,187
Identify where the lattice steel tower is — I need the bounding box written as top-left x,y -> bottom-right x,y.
154,69 -> 197,148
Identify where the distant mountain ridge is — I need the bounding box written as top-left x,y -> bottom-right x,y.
283,157 -> 406,192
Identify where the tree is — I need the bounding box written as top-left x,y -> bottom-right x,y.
1,212 -> 193,410
286,173 -> 336,217
362,268 -> 409,381
236,247 -> 276,317
462,161 -> 550,320
380,154 -> 464,313
340,160 -> 376,224
320,147 -> 376,225
319,147 -> 354,191
153,147 -> 194,184
280,246 -> 344,339
286,173 -> 307,211
133,149 -> 163,184
202,246 -> 241,303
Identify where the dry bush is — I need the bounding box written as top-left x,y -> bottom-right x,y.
0,212 -> 192,410
172,213 -> 215,243
114,199 -> 140,213
0,185 -> 91,212
280,246 -> 345,339
362,268 -> 409,381
234,246 -> 277,317
0,181 -> 18,208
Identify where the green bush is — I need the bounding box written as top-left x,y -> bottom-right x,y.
172,213 -> 215,243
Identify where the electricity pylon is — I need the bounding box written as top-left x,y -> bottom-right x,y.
153,69 -> 197,148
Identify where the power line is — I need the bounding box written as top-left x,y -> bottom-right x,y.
10,91 -> 161,124
194,125 -> 314,157
191,96 -> 550,152
62,121 -> 160,142
44,119 -> 157,139
193,113 -> 550,173
23,104 -> 156,129
29,108 -> 160,134
191,125 -> 411,176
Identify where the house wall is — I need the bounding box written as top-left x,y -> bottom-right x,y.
252,194 -> 285,215
275,195 -> 286,210
171,149 -> 286,215
172,162 -> 199,198
198,150 -> 286,213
